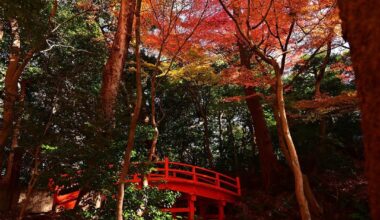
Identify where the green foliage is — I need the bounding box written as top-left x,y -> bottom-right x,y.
0,0 -> 56,52
41,144 -> 58,152
122,185 -> 179,220
72,184 -> 179,220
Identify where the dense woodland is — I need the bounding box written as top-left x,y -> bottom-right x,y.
0,0 -> 379,219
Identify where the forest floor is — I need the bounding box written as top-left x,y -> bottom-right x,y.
229,163 -> 368,220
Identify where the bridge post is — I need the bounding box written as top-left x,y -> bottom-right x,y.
236,177 -> 241,195
218,200 -> 226,220
164,157 -> 169,178
192,166 -> 196,182
188,194 -> 196,220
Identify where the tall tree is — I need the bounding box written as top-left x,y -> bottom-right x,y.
217,0 -> 281,191
216,0 -> 339,218
238,38 -> 280,190
0,0 -> 57,181
0,19 -> 23,166
100,0 -> 136,124
116,0 -> 143,218
338,1 -> 380,219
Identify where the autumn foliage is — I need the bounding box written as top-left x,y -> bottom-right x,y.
0,0 -> 378,219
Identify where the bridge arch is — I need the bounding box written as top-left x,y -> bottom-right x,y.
54,158 -> 241,219
126,158 -> 241,220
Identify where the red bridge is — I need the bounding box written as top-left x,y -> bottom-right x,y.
54,158 -> 241,220
125,158 -> 241,220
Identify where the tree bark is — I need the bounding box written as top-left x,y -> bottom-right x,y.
101,0 -> 136,123
0,123 -> 23,212
72,0 -> 137,210
7,148 -> 22,211
223,0 -> 311,216
238,41 -> 279,190
315,41 -> 332,99
338,1 -> 380,219
248,18 -> 313,217
275,70 -> 311,220
0,1 -> 57,165
0,19 -> 21,167
272,99 -> 291,163
245,88 -> 279,190
3,80 -> 25,184
0,21 -> 36,168
148,43 -> 164,163
314,42 -> 330,175
116,0 -> 142,218
148,74 -> 159,161
217,111 -> 224,160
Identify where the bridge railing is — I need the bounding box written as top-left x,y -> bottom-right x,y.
127,158 -> 241,196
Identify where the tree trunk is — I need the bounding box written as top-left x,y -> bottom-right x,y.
0,22 -> 35,168
0,19 -> 21,167
0,81 -> 25,211
338,1 -> 380,219
147,42 -> 164,162
116,0 -> 142,218
245,88 -> 279,190
217,111 -> 224,160
148,74 -> 159,161
274,96 -> 322,218
238,41 -> 279,190
315,41 -> 332,99
101,0 -> 136,123
275,71 -> 311,220
3,80 -> 25,184
272,99 -> 291,163
0,144 -> 22,212
7,148 -> 22,211
73,1 -> 137,209
314,44 -> 330,174
0,3 -> 57,166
